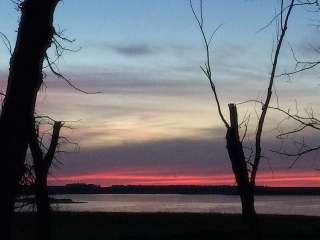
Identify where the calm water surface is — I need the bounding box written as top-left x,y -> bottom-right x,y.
50,194 -> 320,216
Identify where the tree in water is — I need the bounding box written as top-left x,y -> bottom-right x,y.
0,0 -> 59,238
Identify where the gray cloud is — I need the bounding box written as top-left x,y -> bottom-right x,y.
110,43 -> 157,57
89,42 -> 159,57
49,133 -> 320,181
88,41 -> 194,58
50,137 -> 230,177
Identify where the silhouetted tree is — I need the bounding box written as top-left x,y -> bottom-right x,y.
29,117 -> 62,240
190,0 -> 298,222
0,0 -> 59,238
259,2 -> 320,171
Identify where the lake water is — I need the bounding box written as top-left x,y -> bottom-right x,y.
47,194 -> 320,216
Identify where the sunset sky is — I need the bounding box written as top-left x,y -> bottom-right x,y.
1,0 -> 320,186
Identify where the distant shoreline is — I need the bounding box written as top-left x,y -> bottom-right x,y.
16,197 -> 87,204
21,184 -> 320,196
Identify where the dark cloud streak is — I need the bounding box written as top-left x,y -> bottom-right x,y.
110,43 -> 157,57
51,134 -> 320,179
88,41 -> 194,58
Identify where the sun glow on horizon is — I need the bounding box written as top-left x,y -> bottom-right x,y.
48,170 -> 320,187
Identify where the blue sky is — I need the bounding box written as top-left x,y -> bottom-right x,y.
1,0 -> 320,186
0,0 -> 318,78
0,1 -> 311,69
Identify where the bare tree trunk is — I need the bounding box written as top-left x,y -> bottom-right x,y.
0,1 -> 58,239
226,104 -> 256,216
30,120 -> 50,240
30,120 -> 62,240
239,186 -> 255,217
226,104 -> 258,239
35,172 -> 51,240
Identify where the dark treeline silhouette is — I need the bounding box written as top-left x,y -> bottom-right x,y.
20,183 -> 320,195
0,0 -> 59,239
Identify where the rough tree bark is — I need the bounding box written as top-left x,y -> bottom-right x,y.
30,119 -> 62,240
0,1 -> 59,239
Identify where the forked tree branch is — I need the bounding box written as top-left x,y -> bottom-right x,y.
251,0 -> 295,185
190,0 -> 229,129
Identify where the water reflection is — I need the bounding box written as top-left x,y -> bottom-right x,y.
46,194 -> 320,216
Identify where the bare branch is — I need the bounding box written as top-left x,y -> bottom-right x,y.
45,54 -> 101,94
0,32 -> 12,55
257,0 -> 319,32
190,0 -> 229,128
272,145 -> 320,168
251,0 -> 295,185
277,43 -> 320,77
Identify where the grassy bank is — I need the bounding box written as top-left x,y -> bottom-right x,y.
13,212 -> 320,240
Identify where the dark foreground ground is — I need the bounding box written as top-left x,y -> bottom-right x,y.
13,212 -> 320,240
